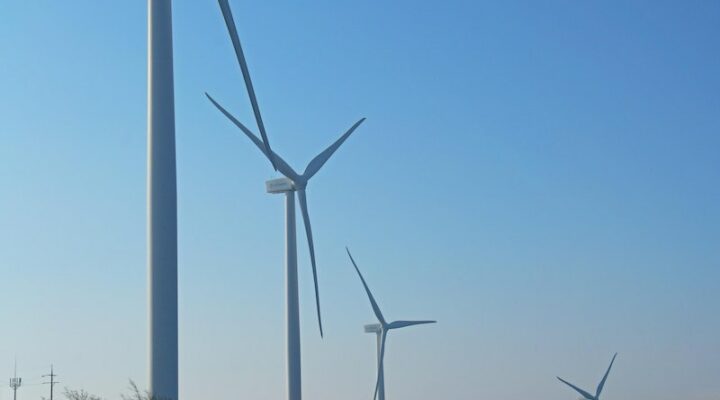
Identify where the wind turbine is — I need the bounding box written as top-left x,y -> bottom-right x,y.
557,353 -> 618,400
346,247 -> 436,400
206,2 -> 365,399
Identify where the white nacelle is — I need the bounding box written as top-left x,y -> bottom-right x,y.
266,177 -> 294,193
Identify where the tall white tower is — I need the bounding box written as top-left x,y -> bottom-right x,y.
147,1 -> 178,399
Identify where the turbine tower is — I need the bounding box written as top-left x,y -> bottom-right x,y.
147,0 -> 178,399
206,2 -> 365,399
346,248 -> 436,400
557,353 -> 617,400
364,323 -> 385,400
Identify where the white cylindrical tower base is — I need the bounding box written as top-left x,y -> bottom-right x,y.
285,191 -> 302,400
147,0 -> 178,399
376,331 -> 385,400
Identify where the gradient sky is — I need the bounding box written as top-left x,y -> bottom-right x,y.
1,1 -> 719,399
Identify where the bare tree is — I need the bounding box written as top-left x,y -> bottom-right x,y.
120,380 -> 147,400
60,380 -> 168,400
120,380 -> 169,400
62,387 -> 104,400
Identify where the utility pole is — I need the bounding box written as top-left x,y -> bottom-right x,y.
42,365 -> 59,400
9,361 -> 21,400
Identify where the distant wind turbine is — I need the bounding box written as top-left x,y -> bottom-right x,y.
557,353 -> 618,400
346,247 -> 436,400
206,2 -> 365,399
206,93 -> 364,336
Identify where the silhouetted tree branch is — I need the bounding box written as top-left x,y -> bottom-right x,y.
120,380 -> 169,400
62,380 -> 169,400
63,387 -> 104,400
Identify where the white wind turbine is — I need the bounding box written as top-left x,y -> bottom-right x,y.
206,2 -> 365,399
346,248 -> 436,400
558,353 -> 618,400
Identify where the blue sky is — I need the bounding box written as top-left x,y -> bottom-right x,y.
1,1 -> 719,399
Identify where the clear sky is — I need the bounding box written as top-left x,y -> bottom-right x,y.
1,1 -> 719,399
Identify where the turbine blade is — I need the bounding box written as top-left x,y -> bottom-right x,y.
205,93 -> 299,180
303,118 -> 365,179
297,188 -> 323,337
217,0 -> 276,170
206,93 -> 264,152
388,320 -> 436,330
346,247 -> 386,325
595,353 -> 617,397
373,331 -> 388,400
557,377 -> 595,400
